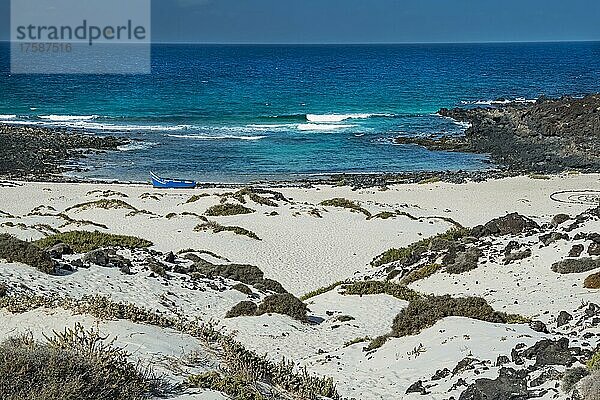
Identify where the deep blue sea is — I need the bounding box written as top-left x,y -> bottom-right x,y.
1,42 -> 600,182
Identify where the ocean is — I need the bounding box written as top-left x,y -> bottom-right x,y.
1,42 -> 600,182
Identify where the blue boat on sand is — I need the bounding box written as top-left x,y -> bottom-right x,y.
150,172 -> 197,189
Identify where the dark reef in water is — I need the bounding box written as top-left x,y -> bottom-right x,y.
0,125 -> 127,182
396,94 -> 600,174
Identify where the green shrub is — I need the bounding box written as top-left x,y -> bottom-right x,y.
256,293 -> 308,321
34,231 -> 152,253
588,350 -> 600,371
223,188 -> 279,207
342,281 -> 421,302
194,262 -> 285,293
205,203 -> 255,216
367,211 -> 396,220
320,198 -> 371,217
232,283 -> 253,295
187,371 -> 265,400
0,323 -> 167,400
418,176 -> 441,184
391,295 -> 513,337
185,194 -> 210,204
195,222 -> 261,240
65,199 -> 137,212
371,227 -> 470,267
343,336 -> 370,348
225,301 -> 258,318
365,335 -> 390,351
399,264 -> 442,285
300,280 -> 347,301
0,234 -> 55,274
0,294 -> 340,400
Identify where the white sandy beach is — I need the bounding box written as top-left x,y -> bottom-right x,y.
0,173 -> 599,399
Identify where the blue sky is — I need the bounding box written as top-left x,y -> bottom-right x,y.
2,0 -> 600,43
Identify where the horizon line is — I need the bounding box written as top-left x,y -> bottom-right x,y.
0,39 -> 599,45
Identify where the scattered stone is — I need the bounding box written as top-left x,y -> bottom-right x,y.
432,368 -> 451,380
551,214 -> 570,227
529,367 -> 561,387
453,357 -> 478,375
459,368 -> 529,400
446,247 -> 482,274
405,380 -> 428,395
496,355 -> 511,367
521,338 -> 575,366
584,303 -> 600,318
504,249 -> 532,264
539,232 -> 569,246
529,320 -> 549,334
569,244 -> 584,258
557,311 -> 573,327
164,251 -> 175,263
471,213 -> 540,238
46,242 -> 73,259
588,242 -> 600,256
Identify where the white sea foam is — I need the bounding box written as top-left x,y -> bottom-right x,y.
0,115 -> 17,120
297,123 -> 355,131
460,98 -> 537,106
39,115 -> 99,121
305,113 -> 389,123
117,142 -> 158,151
167,134 -> 266,141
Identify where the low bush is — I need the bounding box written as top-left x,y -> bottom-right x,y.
584,272 -> 600,289
185,194 -> 210,204
0,323 -> 167,400
417,176 -> 441,184
320,198 -> 371,217
256,293 -> 308,321
588,350 -> 600,371
367,211 -> 396,220
232,283 -> 253,295
205,203 -> 255,217
225,301 -> 258,318
299,280 -> 347,301
195,222 -> 261,240
65,199 -> 137,212
343,336 -> 370,348
371,227 -> 470,267
399,264 -> 442,285
187,371 -> 265,400
0,294 -> 340,400
342,281 -> 421,302
225,188 -> 279,207
391,295 -> 516,338
34,231 -> 152,253
0,234 -> 55,274
552,258 -> 600,274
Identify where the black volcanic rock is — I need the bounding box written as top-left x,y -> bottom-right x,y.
459,368 -> 529,400
397,94 -> 600,174
471,213 -> 540,237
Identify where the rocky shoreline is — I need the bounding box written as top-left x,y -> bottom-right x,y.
0,124 -> 127,182
396,94 -> 600,174
2,94 -> 599,187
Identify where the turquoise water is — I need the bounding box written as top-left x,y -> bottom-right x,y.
1,42 -> 599,182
